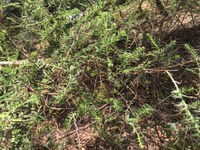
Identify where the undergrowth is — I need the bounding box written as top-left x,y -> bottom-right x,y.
0,0 -> 199,149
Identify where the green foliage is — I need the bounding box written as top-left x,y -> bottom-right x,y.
167,70 -> 200,148
0,67 -> 40,148
125,104 -> 154,148
184,44 -> 200,77
0,0 -> 199,149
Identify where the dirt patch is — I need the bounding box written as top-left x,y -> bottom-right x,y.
62,127 -> 96,150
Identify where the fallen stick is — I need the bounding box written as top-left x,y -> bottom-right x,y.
0,60 -> 27,65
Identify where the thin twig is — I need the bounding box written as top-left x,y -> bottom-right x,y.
73,118 -> 81,149
66,25 -> 82,56
6,31 -> 40,68
0,60 -> 26,65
